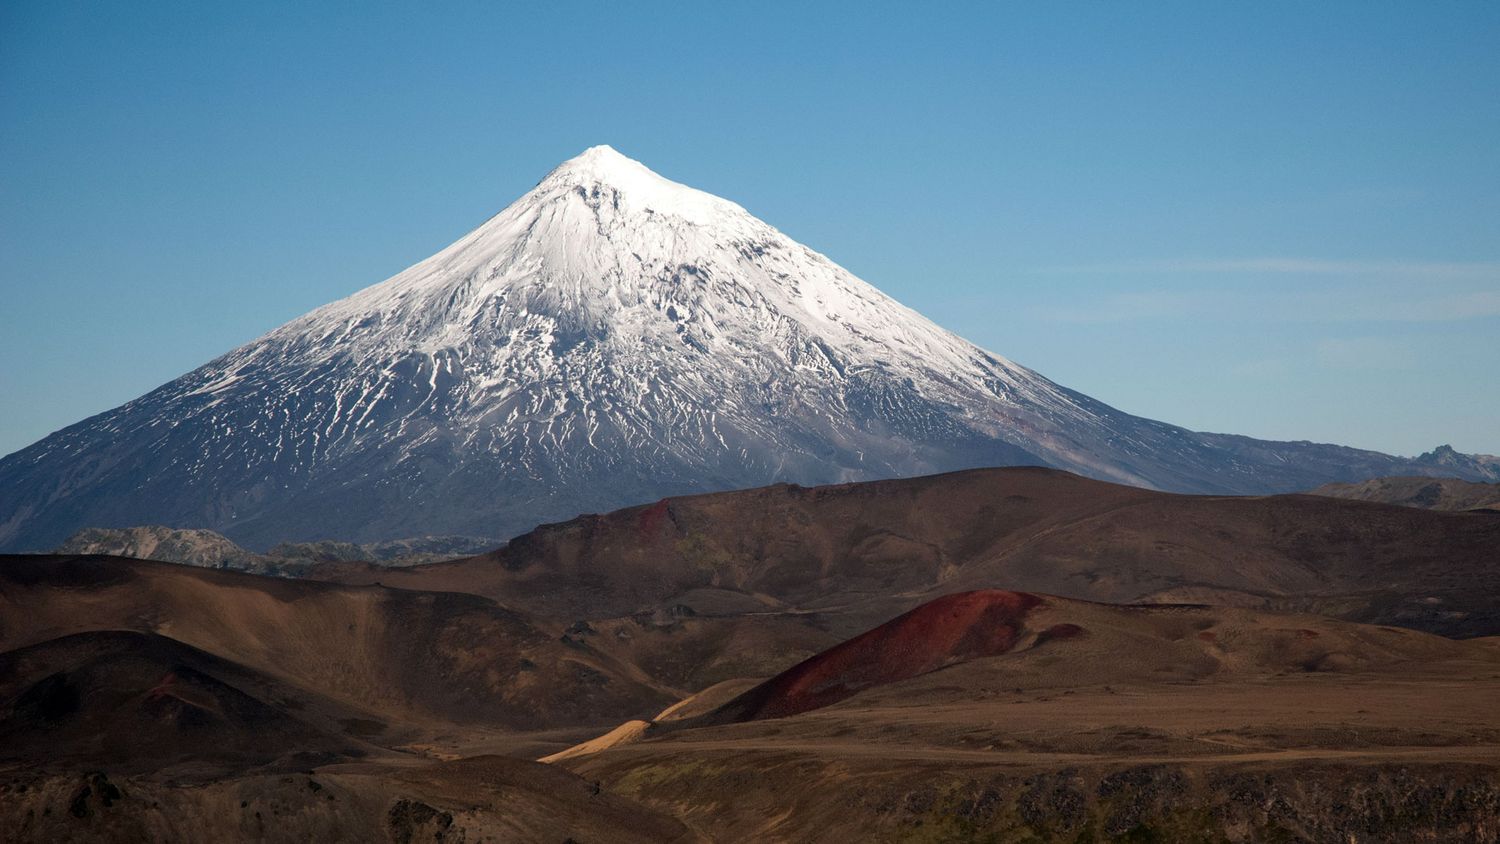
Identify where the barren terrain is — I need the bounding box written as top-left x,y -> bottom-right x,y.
4,469 -> 1500,841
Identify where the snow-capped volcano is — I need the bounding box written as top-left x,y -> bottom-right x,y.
1,146 -> 1492,550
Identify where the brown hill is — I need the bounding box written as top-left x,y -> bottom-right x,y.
318,467 -> 1500,638
0,558 -> 698,841
1310,475 -> 1500,512
0,554 -> 672,732
0,631 -> 365,774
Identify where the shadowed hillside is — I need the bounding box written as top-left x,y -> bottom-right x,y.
0,555 -> 673,731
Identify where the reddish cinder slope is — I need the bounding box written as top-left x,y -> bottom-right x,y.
704,590 -> 1049,722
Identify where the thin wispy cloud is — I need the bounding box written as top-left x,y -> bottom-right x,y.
1040,258 -> 1500,279
1315,337 -> 1417,370
1028,289 -> 1500,325
1025,291 -> 1206,324
1024,259 -> 1500,324
1343,291 -> 1500,322
1229,357 -> 1291,379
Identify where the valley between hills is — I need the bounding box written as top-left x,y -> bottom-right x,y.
4,467 -> 1500,841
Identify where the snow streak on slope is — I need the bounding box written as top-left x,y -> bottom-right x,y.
1,147 -> 1490,550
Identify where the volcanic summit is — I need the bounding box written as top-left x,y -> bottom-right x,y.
0,146 -> 1490,550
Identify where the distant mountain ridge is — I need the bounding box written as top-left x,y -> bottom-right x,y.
1401,444 -> 1500,482
1311,472 -> 1500,513
1,145 -> 1494,550
54,526 -> 499,573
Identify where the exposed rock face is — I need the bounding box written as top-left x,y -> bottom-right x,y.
267,535 -> 501,565
54,526 -> 266,571
52,527 -> 499,572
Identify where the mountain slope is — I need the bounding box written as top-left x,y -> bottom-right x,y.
1311,474 -> 1500,512
1,146 -> 1492,550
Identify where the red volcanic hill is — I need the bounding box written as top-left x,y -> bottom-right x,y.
538,585 -> 1500,766
678,585 -> 1491,729
700,590 -> 1077,722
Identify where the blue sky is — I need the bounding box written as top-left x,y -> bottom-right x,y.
2,1 -> 1497,458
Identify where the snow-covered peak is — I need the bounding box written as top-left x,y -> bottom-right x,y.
528,145 -> 748,227
261,145 -> 1023,396
542,144 -> 651,184
4,145 -> 1487,552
